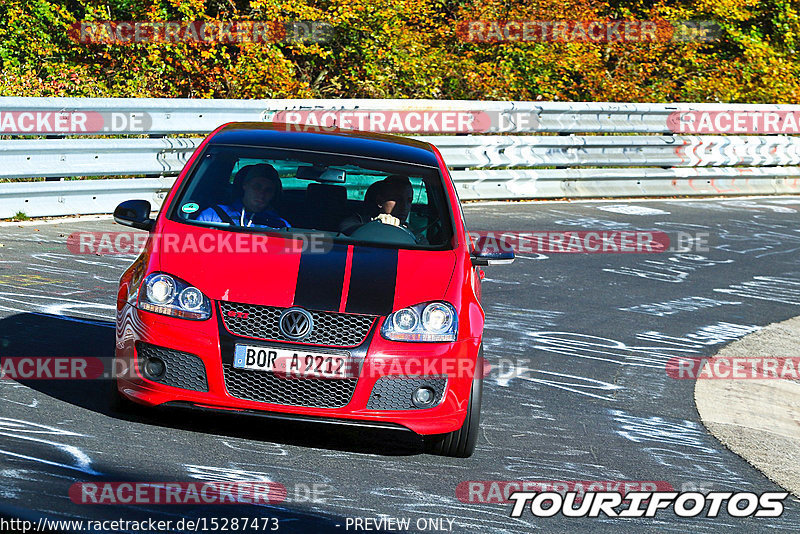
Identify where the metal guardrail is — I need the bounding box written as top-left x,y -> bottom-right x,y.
426,135 -> 800,168
5,135 -> 800,181
1,97 -> 795,134
1,97 -> 800,217
0,178 -> 175,218
453,166 -> 800,200
0,138 -> 200,179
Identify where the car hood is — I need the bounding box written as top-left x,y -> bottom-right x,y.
156,223 -> 457,316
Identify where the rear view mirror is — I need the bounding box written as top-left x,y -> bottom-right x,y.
319,168 -> 346,182
296,165 -> 346,183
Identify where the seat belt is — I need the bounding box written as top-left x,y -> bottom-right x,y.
211,205 -> 236,225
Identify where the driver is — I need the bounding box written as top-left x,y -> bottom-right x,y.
196,163 -> 290,228
339,175 -> 413,235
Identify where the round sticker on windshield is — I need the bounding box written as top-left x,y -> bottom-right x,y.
182,203 -> 199,214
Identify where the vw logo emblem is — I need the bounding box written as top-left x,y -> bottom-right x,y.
279,308 -> 313,340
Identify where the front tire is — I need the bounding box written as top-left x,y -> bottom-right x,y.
425,353 -> 483,458
109,377 -> 143,415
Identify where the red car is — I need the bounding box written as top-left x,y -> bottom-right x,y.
112,123 -> 513,457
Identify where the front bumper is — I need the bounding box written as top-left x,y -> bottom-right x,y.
115,304 -> 480,435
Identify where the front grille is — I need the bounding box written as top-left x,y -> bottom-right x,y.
219,302 -> 376,347
136,342 -> 208,392
222,363 -> 358,408
367,377 -> 447,410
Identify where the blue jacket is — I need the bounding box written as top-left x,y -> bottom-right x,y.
195,200 -> 291,229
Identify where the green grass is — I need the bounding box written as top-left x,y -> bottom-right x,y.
9,211 -> 30,221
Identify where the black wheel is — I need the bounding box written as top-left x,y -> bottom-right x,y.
425,353 -> 483,458
108,377 -> 143,415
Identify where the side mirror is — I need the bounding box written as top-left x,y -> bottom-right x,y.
114,200 -> 154,231
470,235 -> 515,266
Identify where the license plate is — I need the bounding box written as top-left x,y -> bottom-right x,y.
233,345 -> 353,379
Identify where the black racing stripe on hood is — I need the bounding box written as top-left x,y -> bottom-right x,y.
292,244 -> 347,312
345,247 -> 398,316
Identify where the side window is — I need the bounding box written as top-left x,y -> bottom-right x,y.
232,159 -> 304,189
407,177 -> 429,231
175,153 -> 235,219
230,159 -> 257,182
411,177 -> 427,204
343,174 -> 383,201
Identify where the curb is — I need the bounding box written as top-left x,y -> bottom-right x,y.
695,316 -> 800,499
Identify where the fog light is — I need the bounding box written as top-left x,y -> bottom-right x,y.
143,357 -> 165,379
412,386 -> 436,408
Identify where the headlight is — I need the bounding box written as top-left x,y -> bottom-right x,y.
146,274 -> 175,304
393,308 -> 419,332
138,273 -> 211,320
381,301 -> 457,342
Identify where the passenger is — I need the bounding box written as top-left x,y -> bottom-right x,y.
196,163 -> 290,228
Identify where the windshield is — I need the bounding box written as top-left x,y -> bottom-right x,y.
170,144 -> 454,249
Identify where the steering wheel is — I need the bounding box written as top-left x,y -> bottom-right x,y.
349,220 -> 418,245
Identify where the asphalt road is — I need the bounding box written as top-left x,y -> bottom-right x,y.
2,198 -> 800,533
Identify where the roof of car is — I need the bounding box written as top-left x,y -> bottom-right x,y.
209,122 -> 440,167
